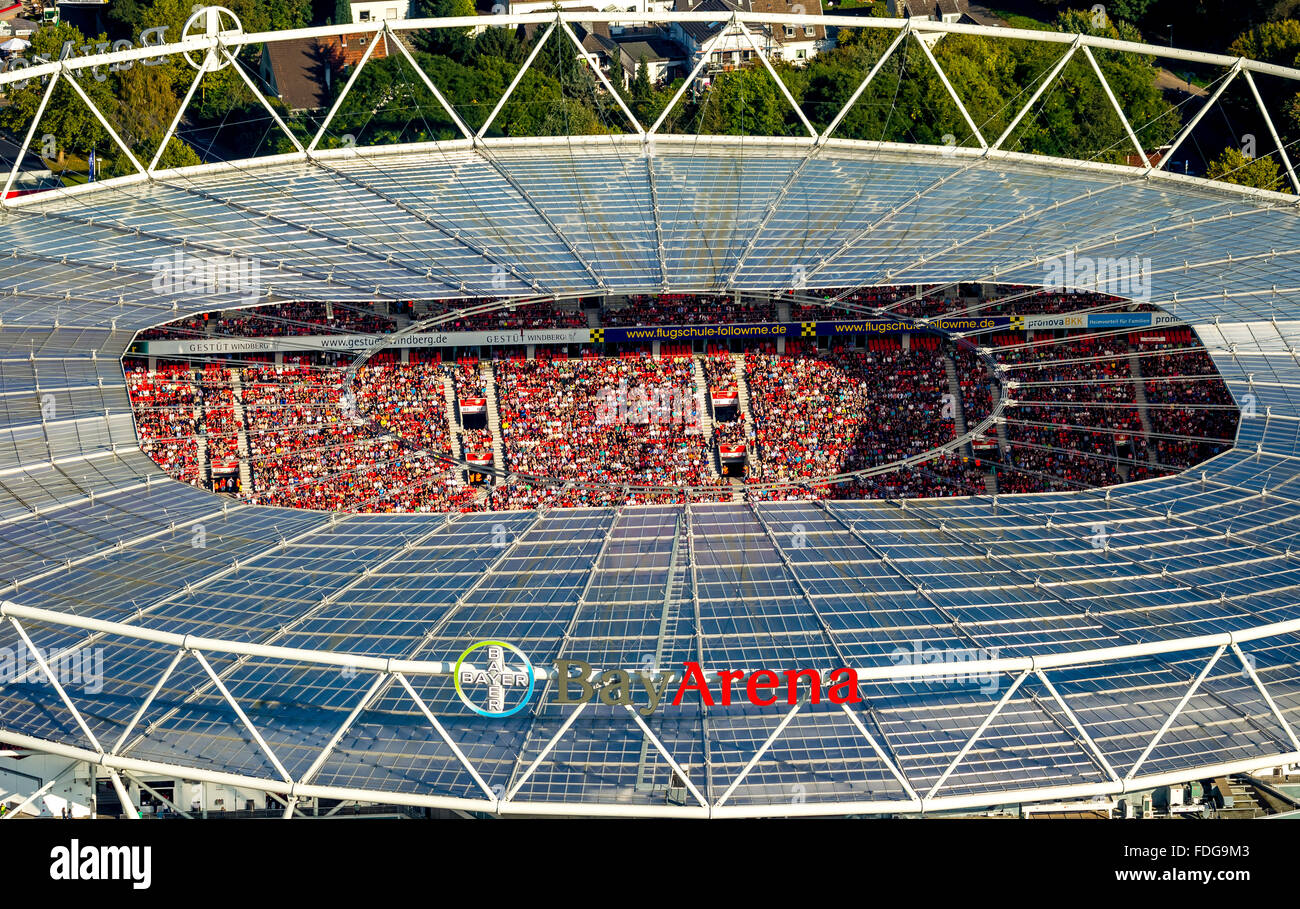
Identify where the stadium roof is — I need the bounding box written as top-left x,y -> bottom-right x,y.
0,11 -> 1299,816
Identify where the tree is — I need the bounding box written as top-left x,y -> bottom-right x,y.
106,0 -> 150,37
435,0 -> 477,16
0,24 -> 115,169
696,65 -> 799,137
412,0 -> 477,54
1206,146 -> 1291,192
108,64 -> 204,174
327,53 -> 461,144
608,51 -> 626,96
472,26 -> 526,67
334,0 -> 353,26
631,55 -> 653,121
1227,18 -> 1300,61
1105,0 -> 1157,22
1224,20 -> 1300,166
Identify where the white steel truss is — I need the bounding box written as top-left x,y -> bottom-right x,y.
3,9 -> 1300,819
2,10 -> 1296,215
4,598 -> 1299,817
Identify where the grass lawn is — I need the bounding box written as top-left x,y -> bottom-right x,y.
989,10 -> 1052,30
41,153 -> 94,185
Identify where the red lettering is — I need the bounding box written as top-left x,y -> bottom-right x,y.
746,669 -> 779,706
784,669 -> 821,704
716,669 -> 744,706
827,667 -> 862,704
672,661 -> 715,707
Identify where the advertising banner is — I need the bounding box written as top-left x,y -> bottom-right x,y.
139,312 -> 1182,357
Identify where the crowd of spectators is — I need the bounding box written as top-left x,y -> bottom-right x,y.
797,287 -> 931,319
126,304 -> 1240,511
701,351 -> 749,448
492,354 -> 720,508
1139,339 -> 1239,468
742,340 -> 953,485
445,358 -> 485,399
602,294 -> 776,326
136,287 -> 1163,347
125,363 -> 202,484
952,344 -> 996,427
139,302 -> 397,340
995,335 -> 1145,491
200,364 -> 240,469
240,362 -> 476,512
423,300 -> 588,331
823,454 -> 988,501
797,287 -> 1152,321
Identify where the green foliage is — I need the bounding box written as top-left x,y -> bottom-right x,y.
1206,146 -> 1292,192
800,22 -> 1177,160
1225,19 -> 1300,156
0,24 -> 114,167
632,57 -> 652,104
472,27 -> 528,67
411,0 -> 478,54
434,0 -> 478,17
1102,0 -> 1156,22
1227,18 -> 1300,63
692,66 -> 802,137
314,25 -> 622,142
825,0 -> 888,11
629,57 -> 675,127
0,4 -> 1190,175
326,54 -> 462,144
110,0 -> 313,37
608,51 -> 626,96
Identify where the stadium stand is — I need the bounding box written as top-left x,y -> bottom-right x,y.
123,293 -> 1241,512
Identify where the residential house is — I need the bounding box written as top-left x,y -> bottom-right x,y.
613,30 -> 684,84
261,31 -> 393,113
349,0 -> 414,23
0,15 -> 38,37
506,0 -> 677,18
669,0 -> 830,71
519,9 -> 633,84
887,0 -> 995,26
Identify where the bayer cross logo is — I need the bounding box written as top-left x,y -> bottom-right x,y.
454,641 -> 535,718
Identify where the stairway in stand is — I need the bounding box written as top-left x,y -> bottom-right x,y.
730,352 -> 756,501
481,361 -> 507,476
688,355 -> 726,493
942,352 -> 970,454
193,383 -> 209,487
440,372 -> 464,464
690,355 -> 714,447
1128,345 -> 1160,468
230,370 -> 254,494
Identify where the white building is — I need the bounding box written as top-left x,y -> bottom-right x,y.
887,0 -> 987,25
349,0 -> 414,23
670,0 -> 830,70
614,31 -> 684,84
507,0 -> 676,15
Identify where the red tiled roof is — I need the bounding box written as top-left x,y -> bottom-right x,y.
265,32 -> 391,112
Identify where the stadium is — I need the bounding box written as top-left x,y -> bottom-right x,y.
1,3 -> 1300,821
